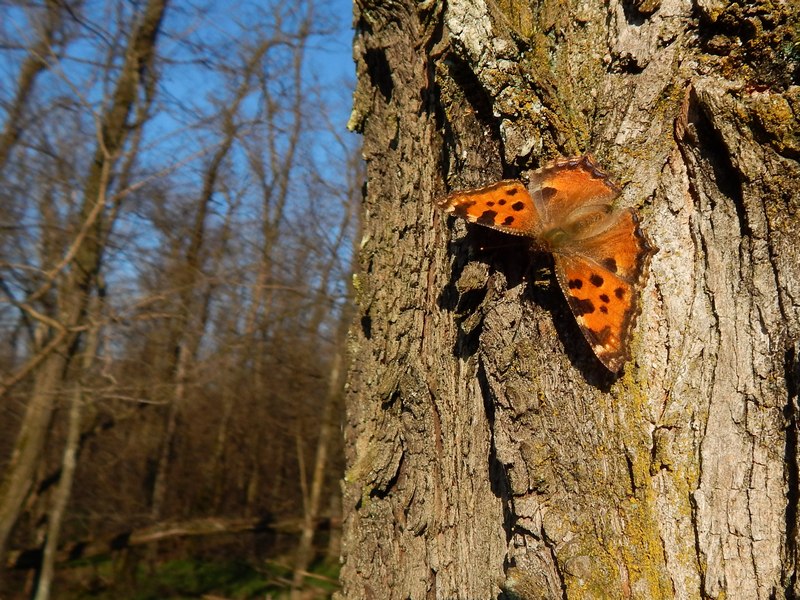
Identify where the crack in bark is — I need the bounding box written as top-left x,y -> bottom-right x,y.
784,344 -> 800,595
676,107 -> 719,597
541,529 -> 569,600
478,361 -> 513,538
688,486 -> 709,598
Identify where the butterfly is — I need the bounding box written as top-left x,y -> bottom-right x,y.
438,155 -> 655,373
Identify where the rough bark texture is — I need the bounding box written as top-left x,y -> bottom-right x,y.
340,0 -> 799,598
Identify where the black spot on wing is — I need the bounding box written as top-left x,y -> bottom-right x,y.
511,201 -> 525,212
498,199 -> 507,206
541,187 -> 557,201
502,216 -> 514,226
614,287 -> 625,299
603,257 -> 618,273
600,305 -> 608,314
599,294 -> 609,303
505,187 -> 519,196
452,202 -> 475,218
477,209 -> 498,225
571,297 -> 595,315
589,273 -> 604,287
568,279 -> 583,290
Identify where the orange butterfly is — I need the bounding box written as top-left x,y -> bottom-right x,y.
438,155 -> 655,373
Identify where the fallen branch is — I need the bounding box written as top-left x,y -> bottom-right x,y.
7,515 -> 337,570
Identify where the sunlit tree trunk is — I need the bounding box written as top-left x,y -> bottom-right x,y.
339,0 -> 800,598
32,295 -> 102,600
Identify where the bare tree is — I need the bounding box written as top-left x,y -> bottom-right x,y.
0,0 -> 169,567
0,0 -> 77,173
32,292 -> 103,600
291,131 -> 360,595
207,4 -> 315,513
146,26 -> 279,528
339,0 -> 800,598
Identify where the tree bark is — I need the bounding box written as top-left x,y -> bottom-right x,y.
340,0 -> 800,598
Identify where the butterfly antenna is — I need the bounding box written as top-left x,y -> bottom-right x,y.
477,240 -> 527,252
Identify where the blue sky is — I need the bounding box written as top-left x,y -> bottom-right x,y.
0,0 -> 360,311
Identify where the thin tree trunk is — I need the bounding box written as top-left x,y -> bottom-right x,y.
33,294 -> 102,600
291,346 -> 343,597
32,378 -> 83,600
340,0 -> 800,598
325,492 -> 341,562
291,176 -> 355,592
245,454 -> 261,517
149,35 -> 280,523
149,338 -> 188,522
0,0 -> 71,173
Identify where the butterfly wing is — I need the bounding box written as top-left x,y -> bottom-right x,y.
437,180 -> 543,237
570,208 -> 654,280
553,209 -> 655,372
529,156 -> 621,228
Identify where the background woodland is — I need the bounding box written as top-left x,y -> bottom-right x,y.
0,1 -> 357,598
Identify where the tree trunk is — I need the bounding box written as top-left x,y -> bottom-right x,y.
340,0 -> 800,598
32,297 -> 102,600
0,0 -> 72,173
291,345 -> 344,597
149,32 -> 282,525
32,379 -> 82,600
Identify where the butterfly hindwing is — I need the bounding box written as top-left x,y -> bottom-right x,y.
553,254 -> 639,373
577,209 -> 653,280
552,207 -> 654,372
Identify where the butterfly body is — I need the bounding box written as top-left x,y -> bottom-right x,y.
438,155 -> 655,373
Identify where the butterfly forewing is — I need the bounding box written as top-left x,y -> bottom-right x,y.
529,156 -> 621,227
438,180 -> 542,236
